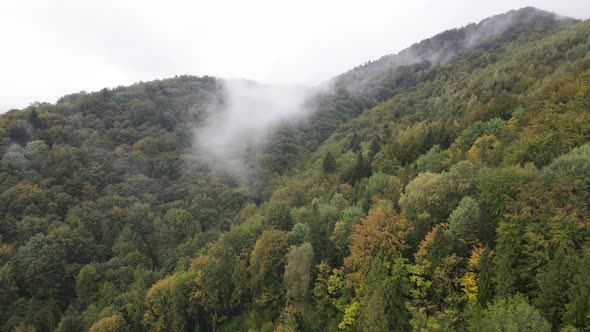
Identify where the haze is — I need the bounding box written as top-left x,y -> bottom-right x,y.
1,0 -> 589,112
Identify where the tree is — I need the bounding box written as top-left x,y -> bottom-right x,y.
1,151 -> 28,173
348,133 -> 361,152
88,314 -> 128,332
284,243 -> 313,308
158,208 -> 200,244
366,172 -> 401,206
55,307 -> 84,332
188,243 -> 241,329
263,200 -> 293,231
23,140 -> 49,170
476,164 -> 538,223
14,234 -> 66,301
331,207 -> 365,259
76,264 -> 102,306
288,223 -> 310,246
543,143 -> 590,191
0,244 -> 18,323
400,161 -> 476,247
477,247 -> 494,308
348,151 -> 372,184
249,230 -> 290,308
447,196 -> 481,244
411,225 -> 460,314
142,274 -> 193,332
344,202 -> 411,283
564,245 -> 590,329
322,152 -> 337,174
358,260 -> 411,332
468,294 -> 551,332
310,263 -> 340,329
368,136 -> 382,162
533,244 -> 576,329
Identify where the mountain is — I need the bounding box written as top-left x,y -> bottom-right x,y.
1,7 -> 590,331
263,7 -> 580,175
333,7 -> 577,100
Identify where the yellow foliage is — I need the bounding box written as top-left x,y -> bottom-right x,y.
460,245 -> 484,304
88,314 -> 127,332
338,301 -> 360,330
467,134 -> 499,165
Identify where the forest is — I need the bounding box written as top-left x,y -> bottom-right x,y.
1,7 -> 590,332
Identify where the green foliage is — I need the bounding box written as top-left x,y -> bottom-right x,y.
564,246 -> 590,329
468,294 -> 551,332
543,143 -> 590,190
249,230 -> 290,309
1,151 -> 28,173
331,206 -> 365,258
284,243 -> 313,307
476,164 -> 538,221
447,196 -> 481,243
1,10 -> 590,331
288,223 -> 310,246
400,161 -> 476,246
322,151 -> 337,173
357,260 -> 412,332
142,274 -> 191,331
262,200 -> 293,231
415,145 -> 449,173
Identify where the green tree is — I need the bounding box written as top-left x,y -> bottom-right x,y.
142,274 -> 193,332
322,152 -> 337,173
564,246 -> 590,329
331,206 -> 365,258
249,230 -> 290,309
15,234 -> 67,301
284,243 -> 313,308
288,223 -> 310,246
533,244 -> 576,329
468,294 -> 550,332
158,208 -> 200,244
358,260 -> 411,332
0,244 -> 18,323
263,200 -> 293,231
447,196 -> 482,244
1,151 -> 28,173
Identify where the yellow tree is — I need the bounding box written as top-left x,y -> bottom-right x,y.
344,201 -> 411,286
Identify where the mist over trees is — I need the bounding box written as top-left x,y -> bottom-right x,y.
1,6 -> 590,332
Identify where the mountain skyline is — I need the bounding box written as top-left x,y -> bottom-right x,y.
1,1 -> 589,112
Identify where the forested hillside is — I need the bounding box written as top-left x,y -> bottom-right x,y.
1,7 -> 590,332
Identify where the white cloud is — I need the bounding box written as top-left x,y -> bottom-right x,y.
193,79 -> 312,174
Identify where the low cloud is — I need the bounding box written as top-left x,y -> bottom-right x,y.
193,79 -> 313,174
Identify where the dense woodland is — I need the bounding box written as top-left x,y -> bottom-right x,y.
1,7 -> 590,332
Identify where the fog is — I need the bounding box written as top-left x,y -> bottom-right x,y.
191,7 -> 574,173
193,80 -> 312,173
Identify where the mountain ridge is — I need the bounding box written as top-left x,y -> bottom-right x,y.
332,7 -> 577,100
0,7 -> 589,331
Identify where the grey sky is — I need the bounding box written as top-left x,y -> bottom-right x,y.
1,0 -> 588,112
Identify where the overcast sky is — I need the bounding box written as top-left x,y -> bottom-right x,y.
1,0 -> 588,112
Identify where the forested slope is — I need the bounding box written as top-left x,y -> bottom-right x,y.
1,7 -> 590,332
